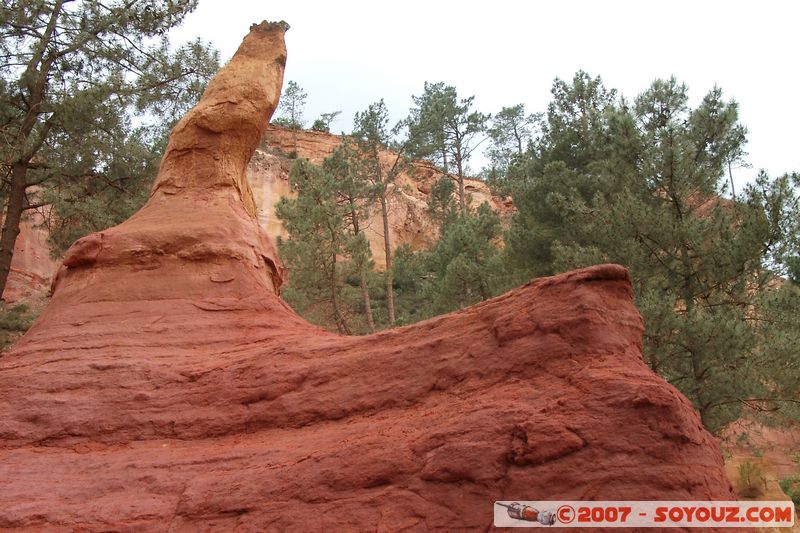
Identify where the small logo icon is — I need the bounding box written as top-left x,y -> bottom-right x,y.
496,502 -> 557,525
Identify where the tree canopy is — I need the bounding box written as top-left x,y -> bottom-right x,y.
0,0 -> 218,294
273,80 -> 307,129
406,82 -> 489,213
503,73 -> 800,431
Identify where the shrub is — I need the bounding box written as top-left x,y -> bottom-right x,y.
0,304 -> 38,352
0,304 -> 35,331
779,476 -> 800,506
737,461 -> 765,498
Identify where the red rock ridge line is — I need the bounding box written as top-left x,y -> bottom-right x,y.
0,264 -> 742,530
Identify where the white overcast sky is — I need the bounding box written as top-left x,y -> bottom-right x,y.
171,0 -> 799,190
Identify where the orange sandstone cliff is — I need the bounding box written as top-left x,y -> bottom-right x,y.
0,22 -> 742,531
249,125 -> 510,269
1,206 -> 57,304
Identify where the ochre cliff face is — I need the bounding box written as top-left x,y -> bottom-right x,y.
2,206 -> 57,304
250,124 -> 512,269
0,22 -> 743,532
247,148 -> 293,247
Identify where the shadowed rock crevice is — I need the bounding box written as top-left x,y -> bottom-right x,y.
0,22 -> 743,531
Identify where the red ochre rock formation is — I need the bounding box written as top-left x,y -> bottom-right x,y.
0,22 -> 741,532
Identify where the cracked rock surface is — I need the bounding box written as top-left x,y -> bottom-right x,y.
0,21 -> 739,532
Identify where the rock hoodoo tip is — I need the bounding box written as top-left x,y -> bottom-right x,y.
251,20 -> 290,32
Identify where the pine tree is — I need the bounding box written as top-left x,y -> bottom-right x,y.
311,111 -> 341,133
273,80 -> 306,155
486,104 -> 541,180
406,82 -> 488,213
508,74 -> 800,432
426,175 -> 458,229
425,202 -> 505,312
276,159 -> 353,334
393,173 -> 506,322
351,99 -> 407,325
540,70 -> 617,171
323,141 -> 377,331
0,0 -> 218,297
505,71 -> 620,275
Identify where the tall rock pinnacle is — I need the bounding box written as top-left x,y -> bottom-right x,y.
45,21 -> 288,305
153,21 -> 287,217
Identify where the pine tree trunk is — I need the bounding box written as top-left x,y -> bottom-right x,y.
379,193 -> 395,325
329,254 -> 351,335
1,3 -> 62,299
351,211 -> 374,331
0,162 -> 29,300
687,305 -> 711,428
456,156 -> 466,214
679,244 -> 711,429
359,267 -> 375,333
